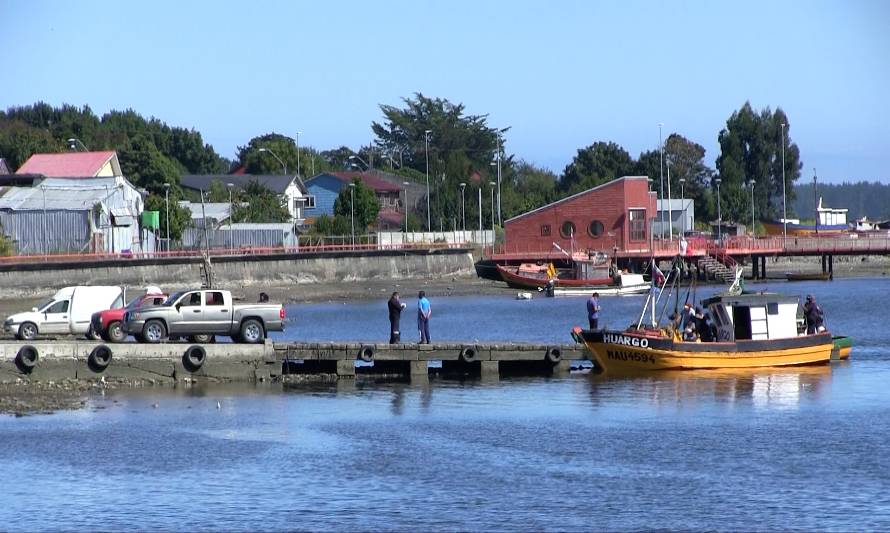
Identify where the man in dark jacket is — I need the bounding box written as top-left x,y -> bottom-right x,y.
803,294 -> 825,334
388,291 -> 407,343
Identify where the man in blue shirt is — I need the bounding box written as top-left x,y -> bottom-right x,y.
587,292 -> 601,329
417,290 -> 432,344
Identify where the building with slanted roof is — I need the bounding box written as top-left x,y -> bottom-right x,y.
0,176 -> 147,254
180,174 -> 308,223
16,151 -> 122,177
0,159 -> 10,175
304,171 -> 404,230
504,176 -> 657,255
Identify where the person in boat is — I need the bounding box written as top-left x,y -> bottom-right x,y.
388,291 -> 407,344
803,294 -> 826,334
682,321 -> 698,342
699,311 -> 717,342
680,303 -> 695,330
587,292 -> 601,329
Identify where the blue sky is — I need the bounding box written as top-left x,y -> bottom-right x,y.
2,0 -> 888,183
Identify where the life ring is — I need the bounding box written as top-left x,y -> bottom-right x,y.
183,345 -> 207,371
459,346 -> 477,363
545,347 -> 562,364
89,344 -> 113,371
16,345 -> 39,371
358,345 -> 375,363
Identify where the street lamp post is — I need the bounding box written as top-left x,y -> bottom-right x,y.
459,182 -> 466,243
349,183 -> 356,247
489,181 -> 496,250
259,148 -> 287,175
67,138 -> 89,152
780,123 -> 787,248
296,131 -> 302,178
163,183 -> 171,252
348,154 -> 369,170
749,179 -> 756,237
679,177 -> 686,236
495,133 -> 502,227
227,183 -> 235,251
403,181 -> 410,234
666,158 -> 673,241
715,178 -> 722,243
658,123 -> 665,240
424,130 -> 432,231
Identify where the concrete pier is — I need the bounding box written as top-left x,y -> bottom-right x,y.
0,340 -> 590,384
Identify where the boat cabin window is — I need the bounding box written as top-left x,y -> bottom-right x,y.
767,302 -> 779,315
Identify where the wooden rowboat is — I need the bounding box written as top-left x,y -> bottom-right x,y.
831,335 -> 852,360
785,272 -> 832,281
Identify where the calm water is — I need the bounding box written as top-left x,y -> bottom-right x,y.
2,277 -> 890,532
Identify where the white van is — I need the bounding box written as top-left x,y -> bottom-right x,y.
3,286 -> 124,341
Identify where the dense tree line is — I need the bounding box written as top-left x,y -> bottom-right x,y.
794,181 -> 890,221
1,98 -> 818,238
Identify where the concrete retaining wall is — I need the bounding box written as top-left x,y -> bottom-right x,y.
0,248 -> 475,298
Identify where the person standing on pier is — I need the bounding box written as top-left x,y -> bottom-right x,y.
388,291 -> 407,343
417,290 -> 432,344
587,292 -> 601,329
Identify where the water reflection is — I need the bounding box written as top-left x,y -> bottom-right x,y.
587,364 -> 832,410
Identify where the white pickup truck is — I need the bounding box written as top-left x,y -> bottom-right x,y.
4,286 -> 124,341
123,289 -> 285,344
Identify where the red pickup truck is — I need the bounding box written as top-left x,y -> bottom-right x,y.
91,292 -> 168,342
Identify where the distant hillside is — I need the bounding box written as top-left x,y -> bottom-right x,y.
793,181 -> 890,221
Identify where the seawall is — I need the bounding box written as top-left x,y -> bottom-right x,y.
0,248 -> 476,299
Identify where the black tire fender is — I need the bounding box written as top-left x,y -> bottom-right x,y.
459,346 -> 477,363
16,345 -> 39,371
183,345 -> 207,371
89,344 -> 113,371
545,347 -> 562,364
358,345 -> 375,363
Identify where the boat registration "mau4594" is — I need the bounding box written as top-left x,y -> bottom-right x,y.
603,333 -> 650,349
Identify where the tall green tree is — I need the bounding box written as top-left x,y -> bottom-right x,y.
716,102 -> 802,223
333,179 -> 380,233
237,133 -> 300,176
0,119 -> 61,170
637,133 -> 716,221
371,93 -> 503,230
231,181 -> 291,223
500,160 -> 558,219
560,141 -> 636,194
118,134 -> 181,192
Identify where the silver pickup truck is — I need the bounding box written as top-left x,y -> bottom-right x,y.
123,289 -> 285,343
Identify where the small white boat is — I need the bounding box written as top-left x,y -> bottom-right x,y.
548,274 -> 650,297
516,292 -> 533,300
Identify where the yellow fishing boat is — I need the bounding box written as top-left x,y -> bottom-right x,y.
576,290 -> 834,371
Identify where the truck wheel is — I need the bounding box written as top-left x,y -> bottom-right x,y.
239,319 -> 264,344
189,334 -> 215,344
18,322 -> 38,341
85,326 -> 101,341
143,320 -> 167,344
107,321 -> 127,343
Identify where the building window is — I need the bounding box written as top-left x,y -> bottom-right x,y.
588,220 -> 604,237
560,221 -> 576,239
541,224 -> 551,236
304,195 -> 316,208
629,209 -> 646,241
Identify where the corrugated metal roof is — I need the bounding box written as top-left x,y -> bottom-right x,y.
0,185 -> 111,211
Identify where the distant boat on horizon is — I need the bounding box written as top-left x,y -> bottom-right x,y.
763,197 -> 849,236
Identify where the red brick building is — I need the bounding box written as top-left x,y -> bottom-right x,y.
504,176 -> 657,255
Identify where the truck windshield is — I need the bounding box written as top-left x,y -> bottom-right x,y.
35,298 -> 55,312
163,292 -> 186,306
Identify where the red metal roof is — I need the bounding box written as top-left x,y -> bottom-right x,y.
327,171 -> 401,192
378,209 -> 404,226
16,151 -> 117,177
